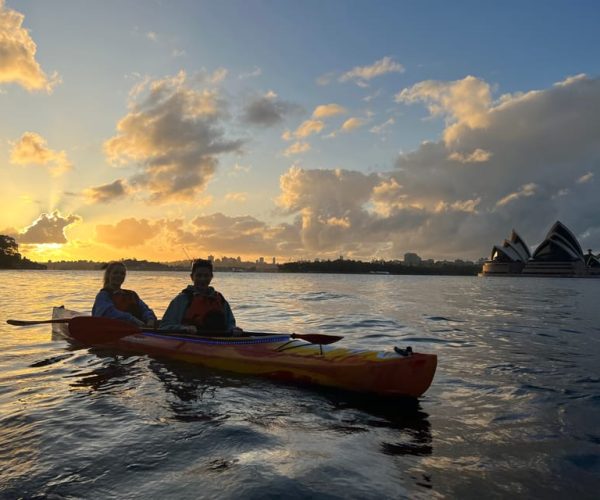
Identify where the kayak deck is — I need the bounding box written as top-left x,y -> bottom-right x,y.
52,306 -> 437,398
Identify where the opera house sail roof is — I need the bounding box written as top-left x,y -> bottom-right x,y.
481,221 -> 598,277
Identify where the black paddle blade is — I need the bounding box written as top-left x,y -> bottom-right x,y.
291,333 -> 343,345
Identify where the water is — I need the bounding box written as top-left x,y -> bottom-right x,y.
0,270 -> 599,498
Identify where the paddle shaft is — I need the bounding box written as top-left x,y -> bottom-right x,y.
7,317 -> 343,345
7,318 -> 71,326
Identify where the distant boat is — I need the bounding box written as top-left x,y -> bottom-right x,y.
369,270 -> 390,275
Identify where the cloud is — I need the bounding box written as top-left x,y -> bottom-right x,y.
276,167 -> 382,252
225,192 -> 248,202
0,0 -> 60,92
241,91 -> 297,126
283,141 -> 310,157
316,71 -> 336,86
104,71 -> 244,203
341,117 -> 365,133
293,119 -> 324,138
83,179 -> 130,204
339,57 -> 404,86
495,183 -> 538,207
9,132 -> 73,175
270,75 -> 600,259
17,211 -> 81,244
370,118 -> 395,134
187,213 -> 302,256
448,148 -> 492,163
228,162 -> 251,176
95,218 -> 161,248
239,66 -> 262,79
312,104 -> 347,119
395,75 -> 492,144
576,172 -> 593,184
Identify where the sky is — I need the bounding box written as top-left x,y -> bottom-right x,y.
1,0 -> 600,263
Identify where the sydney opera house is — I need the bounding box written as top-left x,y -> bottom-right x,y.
481,221 -> 600,277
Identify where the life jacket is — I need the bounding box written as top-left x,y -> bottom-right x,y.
103,288 -> 143,321
182,290 -> 227,332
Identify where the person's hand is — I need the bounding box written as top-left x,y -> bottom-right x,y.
231,327 -> 244,337
145,319 -> 158,329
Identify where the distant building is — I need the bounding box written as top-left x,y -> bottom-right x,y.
481,221 -> 600,277
404,252 -> 422,266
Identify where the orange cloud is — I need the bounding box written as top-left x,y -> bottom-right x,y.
95,218 -> 161,248
0,0 -> 60,92
9,132 -> 72,175
312,104 -> 347,118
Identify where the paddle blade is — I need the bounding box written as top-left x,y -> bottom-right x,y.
68,316 -> 142,344
291,333 -> 343,345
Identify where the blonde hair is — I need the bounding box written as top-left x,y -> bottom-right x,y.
103,261 -> 127,288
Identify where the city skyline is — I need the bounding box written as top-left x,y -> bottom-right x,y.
2,1 -> 600,263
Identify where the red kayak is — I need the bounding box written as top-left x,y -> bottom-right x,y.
49,306 -> 437,398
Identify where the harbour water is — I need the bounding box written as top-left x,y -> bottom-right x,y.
0,270 -> 599,498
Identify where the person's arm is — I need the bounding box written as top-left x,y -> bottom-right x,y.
221,296 -> 243,334
136,294 -> 157,324
92,290 -> 144,326
159,294 -> 193,331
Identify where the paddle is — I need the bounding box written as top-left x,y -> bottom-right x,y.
7,318 -> 72,326
6,317 -> 343,345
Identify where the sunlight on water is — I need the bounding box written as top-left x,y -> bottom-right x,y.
0,270 -> 599,497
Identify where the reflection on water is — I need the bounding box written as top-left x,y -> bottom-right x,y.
1,271 -> 599,497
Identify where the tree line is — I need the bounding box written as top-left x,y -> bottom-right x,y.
0,235 -> 46,269
278,258 -> 481,276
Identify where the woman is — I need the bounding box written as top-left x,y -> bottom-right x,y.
92,261 -> 157,327
160,259 -> 242,336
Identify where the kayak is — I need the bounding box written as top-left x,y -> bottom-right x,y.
51,306 -> 437,398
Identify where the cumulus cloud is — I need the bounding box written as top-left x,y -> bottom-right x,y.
84,179 -> 130,204
17,211 -> 81,244
0,0 -> 59,92
312,104 -> 347,118
9,132 -> 73,175
104,71 -> 244,203
95,213 -> 302,257
187,213 -> 302,256
95,218 -> 161,248
395,75 -> 492,144
270,75 -> 600,259
241,91 -> 297,126
276,167 -> 382,252
339,56 -> 404,86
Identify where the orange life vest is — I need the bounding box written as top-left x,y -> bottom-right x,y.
104,288 -> 143,320
183,292 -> 227,332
